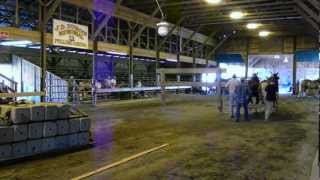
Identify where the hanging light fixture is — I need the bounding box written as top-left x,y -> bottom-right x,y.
155,0 -> 169,36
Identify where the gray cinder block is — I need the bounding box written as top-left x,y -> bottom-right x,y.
42,138 -> 56,152
68,134 -> 79,147
10,106 -> 30,124
0,144 -> 12,160
56,120 -> 69,135
12,142 -> 27,157
30,105 -> 45,122
27,139 -> 42,155
13,124 -> 28,142
43,122 -> 57,137
78,132 -> 90,146
79,118 -> 91,132
28,123 -> 43,139
0,126 -> 14,144
44,104 -> 58,121
55,136 -> 69,150
69,119 -> 80,133
57,104 -> 71,119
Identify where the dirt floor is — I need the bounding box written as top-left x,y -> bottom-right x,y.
0,95 -> 318,180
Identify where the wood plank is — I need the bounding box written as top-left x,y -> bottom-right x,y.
71,143 -> 169,180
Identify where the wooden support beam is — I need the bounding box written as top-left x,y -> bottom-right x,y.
158,17 -> 185,51
62,0 -> 214,45
131,8 -> 159,45
205,36 -> 229,60
44,0 -> 62,23
93,15 -> 111,39
181,26 -> 202,49
295,6 -> 319,30
293,0 -> 319,23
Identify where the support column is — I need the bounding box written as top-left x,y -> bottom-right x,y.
92,16 -> 97,106
128,28 -> 134,89
292,36 -> 297,95
192,42 -> 196,82
15,0 -> 19,27
39,2 -> 47,102
176,28 -> 182,82
245,37 -> 249,79
155,33 -> 160,86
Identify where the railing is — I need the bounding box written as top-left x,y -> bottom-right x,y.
0,73 -> 17,93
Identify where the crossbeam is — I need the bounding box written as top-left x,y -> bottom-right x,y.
156,68 -> 225,74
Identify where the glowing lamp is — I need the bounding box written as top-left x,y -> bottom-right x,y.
259,31 -> 270,37
246,23 -> 261,29
157,21 -> 169,37
230,11 -> 244,19
205,0 -> 222,4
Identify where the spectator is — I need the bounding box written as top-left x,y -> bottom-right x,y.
235,78 -> 251,122
249,73 -> 260,104
225,74 -> 240,118
264,80 -> 277,121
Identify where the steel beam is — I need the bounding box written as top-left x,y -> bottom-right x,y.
295,6 -> 320,30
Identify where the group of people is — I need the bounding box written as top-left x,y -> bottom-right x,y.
225,73 -> 278,122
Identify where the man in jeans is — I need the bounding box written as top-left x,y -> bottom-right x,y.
264,80 -> 277,121
225,74 -> 240,118
235,78 -> 251,122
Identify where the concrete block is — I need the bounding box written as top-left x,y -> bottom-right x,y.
12,142 -> 27,157
44,104 -> 58,121
42,138 -> 56,152
56,120 -> 69,135
30,105 -> 45,122
69,119 -> 80,133
43,122 -> 57,137
68,134 -> 79,147
57,104 -> 71,119
0,144 -> 12,160
55,136 -> 69,150
0,126 -> 14,144
78,132 -> 90,146
79,118 -> 91,132
28,123 -> 43,139
10,106 -> 30,124
13,124 -> 28,142
27,139 -> 42,155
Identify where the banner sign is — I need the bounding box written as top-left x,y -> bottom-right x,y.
53,19 -> 88,49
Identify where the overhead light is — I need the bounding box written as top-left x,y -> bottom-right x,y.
246,23 -> 261,30
274,55 -> 280,59
284,57 -> 288,63
0,40 -> 32,46
157,21 -> 169,37
230,11 -> 244,19
259,31 -> 270,37
205,0 -> 222,4
166,58 -> 177,62
107,50 -> 127,56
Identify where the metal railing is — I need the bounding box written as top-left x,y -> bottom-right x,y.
0,73 -> 17,93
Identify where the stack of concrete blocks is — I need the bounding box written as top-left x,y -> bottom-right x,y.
0,103 -> 91,162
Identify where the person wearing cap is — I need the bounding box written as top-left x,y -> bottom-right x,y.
235,77 -> 251,122
225,74 -> 240,118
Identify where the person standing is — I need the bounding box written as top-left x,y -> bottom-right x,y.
264,80 -> 277,121
225,74 -> 240,118
235,78 -> 251,122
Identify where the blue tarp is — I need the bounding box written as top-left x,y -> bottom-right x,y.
215,54 -> 244,63
295,50 -> 319,62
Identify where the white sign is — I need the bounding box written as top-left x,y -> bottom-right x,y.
53,19 -> 88,49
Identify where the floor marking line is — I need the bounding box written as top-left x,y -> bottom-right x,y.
71,143 -> 169,180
